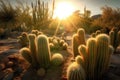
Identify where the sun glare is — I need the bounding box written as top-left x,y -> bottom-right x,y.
53,2 -> 75,20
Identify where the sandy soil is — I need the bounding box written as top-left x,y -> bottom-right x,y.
0,38 -> 120,80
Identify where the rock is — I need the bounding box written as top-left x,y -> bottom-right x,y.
6,61 -> 14,68
3,68 -> 14,80
1,57 -> 9,64
1,49 -> 19,56
0,70 -> 6,79
14,77 -> 21,80
110,55 -> 120,65
3,72 -> 14,80
107,72 -> 120,80
0,63 -> 5,71
14,66 -> 23,76
37,68 -> 46,77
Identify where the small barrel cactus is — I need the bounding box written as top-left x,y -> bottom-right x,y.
62,42 -> 68,50
49,43 -> 55,51
18,32 -> 29,47
51,53 -> 64,66
67,62 -> 86,80
59,40 -> 65,46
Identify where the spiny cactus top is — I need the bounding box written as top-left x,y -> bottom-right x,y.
67,62 -> 86,80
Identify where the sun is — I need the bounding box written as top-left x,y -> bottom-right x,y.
53,2 -> 75,20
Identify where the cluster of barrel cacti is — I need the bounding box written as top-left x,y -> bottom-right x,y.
20,34 -> 51,68
109,28 -> 120,50
31,30 -> 43,36
91,30 -> 101,37
49,36 -> 68,51
18,30 -> 43,47
67,28 -> 114,80
17,32 -> 29,47
72,28 -> 86,58
19,34 -> 65,76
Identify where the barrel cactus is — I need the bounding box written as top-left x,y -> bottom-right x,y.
51,53 -> 64,66
67,62 -> 86,80
62,42 -> 68,50
18,32 -> 29,47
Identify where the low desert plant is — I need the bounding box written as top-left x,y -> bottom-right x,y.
51,53 -> 64,66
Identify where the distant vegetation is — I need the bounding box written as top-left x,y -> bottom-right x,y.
0,0 -> 120,38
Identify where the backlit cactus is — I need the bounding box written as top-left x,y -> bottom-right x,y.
67,62 -> 86,80
76,34 -> 113,80
48,36 -> 68,51
109,27 -> 120,50
95,34 -> 110,79
20,48 -> 32,64
109,31 -> 114,46
28,34 -> 37,67
75,56 -> 84,67
37,35 -> 51,68
18,32 -> 29,47
77,28 -> 86,45
72,28 -> 86,58
87,38 -> 97,80
51,53 -> 64,66
95,30 -> 101,36
62,42 -> 68,50
20,34 -> 51,68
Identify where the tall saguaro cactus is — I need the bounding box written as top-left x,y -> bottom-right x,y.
86,38 -> 97,80
72,28 -> 86,58
37,35 -> 51,68
28,34 -> 37,67
95,34 -> 110,79
76,34 -> 113,80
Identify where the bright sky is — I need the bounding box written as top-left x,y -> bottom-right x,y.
9,0 -> 120,15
